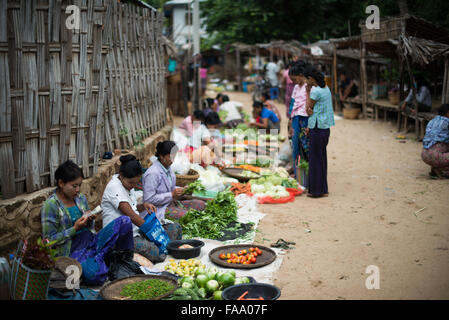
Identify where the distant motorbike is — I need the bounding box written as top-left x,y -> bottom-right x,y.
252,76 -> 270,102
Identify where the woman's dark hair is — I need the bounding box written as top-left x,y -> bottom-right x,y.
253,101 -> 264,109
55,160 -> 84,185
221,95 -> 230,103
215,93 -> 223,100
155,141 -> 178,159
415,75 -> 429,89
193,110 -> 205,122
304,65 -> 326,88
288,60 -> 307,77
262,92 -> 271,101
204,98 -> 214,109
205,112 -> 221,125
119,154 -> 142,178
438,104 -> 449,116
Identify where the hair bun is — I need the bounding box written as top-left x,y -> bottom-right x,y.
120,154 -> 136,164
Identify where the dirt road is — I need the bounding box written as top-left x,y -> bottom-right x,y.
174,91 -> 449,299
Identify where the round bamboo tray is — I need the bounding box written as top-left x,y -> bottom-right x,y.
209,244 -> 276,269
175,169 -> 199,187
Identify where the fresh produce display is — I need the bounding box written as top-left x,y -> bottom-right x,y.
236,164 -> 262,173
229,182 -> 252,196
183,180 -> 206,195
178,244 -> 194,249
164,266 -> 251,300
240,170 -> 260,178
178,191 -> 238,239
119,278 -> 175,300
218,247 -> 263,265
164,258 -> 206,277
249,171 -> 300,199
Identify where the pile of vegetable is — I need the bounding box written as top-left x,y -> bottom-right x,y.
164,258 -> 206,277
178,191 -> 238,239
249,169 -> 299,199
183,180 -> 206,195
240,170 -> 260,178
218,247 -> 263,265
120,278 -> 175,300
165,266 -> 251,300
236,164 -> 262,173
229,182 -> 252,196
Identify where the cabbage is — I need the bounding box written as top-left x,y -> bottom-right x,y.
251,184 -> 265,194
263,182 -> 274,192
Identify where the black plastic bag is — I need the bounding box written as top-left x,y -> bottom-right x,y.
106,250 -> 143,282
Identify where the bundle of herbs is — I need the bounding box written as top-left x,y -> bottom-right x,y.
183,180 -> 206,195
19,237 -> 58,270
177,191 -> 238,239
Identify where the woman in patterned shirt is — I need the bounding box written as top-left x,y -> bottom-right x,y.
421,104 -> 449,178
41,160 -> 134,286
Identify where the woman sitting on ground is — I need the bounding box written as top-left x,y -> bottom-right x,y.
250,100 -> 281,131
178,110 -> 205,138
41,160 -> 134,286
421,104 -> 449,178
260,92 -> 282,124
142,141 -> 206,221
101,154 -> 181,264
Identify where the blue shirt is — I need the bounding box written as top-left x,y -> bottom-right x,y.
260,107 -> 279,124
423,115 -> 449,149
308,86 -> 335,129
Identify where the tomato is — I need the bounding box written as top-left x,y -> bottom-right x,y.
242,249 -> 247,255
238,250 -> 243,256
253,252 -> 258,257
249,247 -> 255,252
219,253 -> 226,260
250,257 -> 257,264
227,253 -> 231,259
243,261 -> 251,265
231,253 -> 238,259
256,248 -> 262,255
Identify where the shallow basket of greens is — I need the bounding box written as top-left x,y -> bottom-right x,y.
99,275 -> 178,300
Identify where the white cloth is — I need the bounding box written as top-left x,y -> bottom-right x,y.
101,174 -> 141,237
405,86 -> 432,107
190,124 -> 211,149
265,62 -> 280,87
220,101 -> 243,122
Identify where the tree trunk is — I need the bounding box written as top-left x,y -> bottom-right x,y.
398,0 -> 409,15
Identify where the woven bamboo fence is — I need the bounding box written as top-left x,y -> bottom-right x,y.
0,0 -> 167,200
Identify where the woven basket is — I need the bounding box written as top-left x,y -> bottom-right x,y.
10,258 -> 51,300
343,108 -> 361,120
388,91 -> 400,105
175,169 -> 199,187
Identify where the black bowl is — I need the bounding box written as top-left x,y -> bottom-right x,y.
221,283 -> 281,300
167,239 -> 205,259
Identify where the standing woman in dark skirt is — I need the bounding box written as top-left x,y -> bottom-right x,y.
304,65 -> 335,198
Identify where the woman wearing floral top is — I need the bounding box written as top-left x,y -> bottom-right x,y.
41,160 -> 134,286
421,104 -> 449,178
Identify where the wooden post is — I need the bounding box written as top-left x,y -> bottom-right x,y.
236,47 -> 242,91
404,54 -> 419,139
360,42 -> 368,118
397,57 -> 405,132
443,57 -> 449,104
332,44 -> 339,111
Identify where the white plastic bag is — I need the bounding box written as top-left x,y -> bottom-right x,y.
171,152 -> 191,175
171,128 -> 189,151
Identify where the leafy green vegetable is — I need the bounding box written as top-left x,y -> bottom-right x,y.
178,191 -> 238,239
120,279 -> 174,300
183,180 -> 206,195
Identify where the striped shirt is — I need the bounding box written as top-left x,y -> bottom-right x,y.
308,86 -> 335,129
41,191 -> 92,257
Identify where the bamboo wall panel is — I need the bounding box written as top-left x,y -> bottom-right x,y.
0,0 -> 167,199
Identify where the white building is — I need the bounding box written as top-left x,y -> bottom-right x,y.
163,0 -> 207,49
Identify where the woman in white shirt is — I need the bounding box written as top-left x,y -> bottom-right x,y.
101,155 -> 182,263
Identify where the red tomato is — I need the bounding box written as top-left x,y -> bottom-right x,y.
250,257 -> 257,264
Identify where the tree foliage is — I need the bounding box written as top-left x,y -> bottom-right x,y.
200,0 -> 449,47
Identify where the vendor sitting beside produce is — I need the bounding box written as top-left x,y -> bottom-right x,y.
143,141 -> 206,221
250,101 -> 281,131
41,160 -> 134,286
261,92 -> 282,124
101,154 -> 181,263
178,110 -> 205,137
401,75 -> 432,114
421,104 -> 449,178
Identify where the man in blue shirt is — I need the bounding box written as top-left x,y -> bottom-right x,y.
251,101 -> 280,131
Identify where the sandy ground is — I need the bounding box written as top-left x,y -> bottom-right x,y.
173,90 -> 449,300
